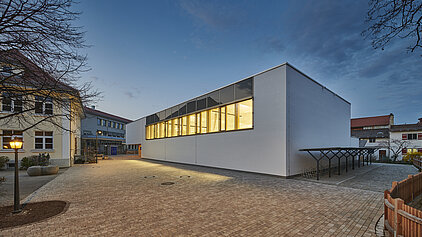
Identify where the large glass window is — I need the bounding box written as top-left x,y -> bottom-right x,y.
237,99 -> 253,129
146,98 -> 253,140
188,114 -> 196,135
166,120 -> 172,137
146,125 -> 150,140
181,116 -> 187,136
220,107 -> 226,131
179,104 -> 187,116
159,122 -> 165,138
172,118 -> 179,137
187,100 -> 196,113
196,113 -> 201,134
235,78 -> 253,100
220,85 -> 234,104
207,91 -> 219,108
226,104 -> 235,131
154,124 -> 158,139
209,108 -> 219,132
200,111 -> 207,133
197,96 -> 207,110
171,106 -> 179,118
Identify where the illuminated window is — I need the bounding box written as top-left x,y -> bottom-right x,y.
181,116 -> 187,136
196,113 -> 201,134
237,99 -> 253,129
159,122 -> 165,138
408,148 -> 418,154
200,111 -> 208,133
209,108 -> 219,132
2,130 -> 23,149
220,107 -> 226,131
146,98 -> 254,140
146,125 -> 150,140
154,124 -> 158,139
226,104 -> 235,131
172,118 -> 179,137
166,120 -> 172,137
188,114 -> 196,135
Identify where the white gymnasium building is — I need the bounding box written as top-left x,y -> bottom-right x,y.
126,63 -> 353,177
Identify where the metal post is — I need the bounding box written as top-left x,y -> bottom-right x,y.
352,151 -> 355,170
95,132 -> 98,164
367,153 -> 369,165
13,148 -> 21,213
316,159 -> 320,180
345,155 -> 348,173
358,151 -> 360,168
328,158 -> 331,178
338,157 -> 341,175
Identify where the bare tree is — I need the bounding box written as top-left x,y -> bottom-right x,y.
0,0 -> 99,132
379,138 -> 412,161
363,0 -> 422,53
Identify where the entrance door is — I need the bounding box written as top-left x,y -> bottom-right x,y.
111,146 -> 117,155
379,150 -> 386,160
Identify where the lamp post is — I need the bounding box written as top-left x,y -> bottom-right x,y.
95,130 -> 102,163
10,136 -> 23,213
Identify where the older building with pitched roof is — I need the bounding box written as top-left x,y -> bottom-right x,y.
351,113 -> 394,160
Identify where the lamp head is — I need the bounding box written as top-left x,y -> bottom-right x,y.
10,136 -> 23,149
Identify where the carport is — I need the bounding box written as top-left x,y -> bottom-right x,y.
299,147 -> 379,180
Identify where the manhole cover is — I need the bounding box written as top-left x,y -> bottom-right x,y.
161,182 -> 175,185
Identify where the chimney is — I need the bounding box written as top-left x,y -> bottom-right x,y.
91,105 -> 96,110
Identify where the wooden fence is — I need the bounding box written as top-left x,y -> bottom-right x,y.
384,173 -> 422,236
414,157 -> 422,171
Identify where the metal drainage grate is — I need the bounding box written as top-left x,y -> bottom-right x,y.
161,182 -> 175,186
144,175 -> 156,179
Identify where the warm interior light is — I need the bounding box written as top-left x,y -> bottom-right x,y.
10,138 -> 23,149
98,130 -> 102,135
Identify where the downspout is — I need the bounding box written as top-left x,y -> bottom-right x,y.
69,100 -> 72,166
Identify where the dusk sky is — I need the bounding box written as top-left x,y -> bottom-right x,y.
76,0 -> 421,124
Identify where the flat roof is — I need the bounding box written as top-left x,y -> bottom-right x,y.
133,62 -> 350,122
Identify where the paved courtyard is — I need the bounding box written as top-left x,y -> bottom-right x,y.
0,158 -> 399,236
0,168 -> 67,206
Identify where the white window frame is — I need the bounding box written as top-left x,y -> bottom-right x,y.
1,93 -> 22,113
2,130 -> 23,149
35,96 -> 53,115
35,131 -> 53,150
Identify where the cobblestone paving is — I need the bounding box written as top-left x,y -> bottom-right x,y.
296,163 -> 418,192
1,159 -> 385,236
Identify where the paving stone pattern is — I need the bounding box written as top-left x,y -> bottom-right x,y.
1,159 -> 385,236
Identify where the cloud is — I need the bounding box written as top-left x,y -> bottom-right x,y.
124,87 -> 142,99
178,0 -> 247,30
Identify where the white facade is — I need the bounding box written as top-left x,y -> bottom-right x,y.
126,63 -> 352,177
390,130 -> 422,160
